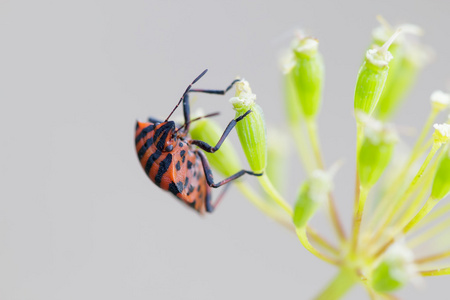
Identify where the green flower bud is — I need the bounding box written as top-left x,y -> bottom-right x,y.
230,80 -> 267,173
189,115 -> 242,177
371,242 -> 418,293
372,20 -> 429,119
293,167 -> 336,228
354,31 -> 400,115
376,46 -> 429,120
283,68 -> 302,124
431,147 -> 450,200
358,117 -> 397,188
290,37 -> 324,118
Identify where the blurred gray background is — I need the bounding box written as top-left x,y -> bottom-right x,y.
1,0 -> 450,299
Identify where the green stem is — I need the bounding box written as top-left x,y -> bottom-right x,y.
291,121 -> 316,175
296,227 -> 340,265
314,268 -> 358,300
236,181 -> 339,255
351,185 -> 369,254
258,173 -> 293,216
306,117 -> 325,169
392,151 -> 442,231
408,216 -> 450,249
370,143 -> 440,247
416,249 -> 450,264
409,201 -> 450,233
377,109 -> 438,217
373,196 -> 439,259
305,117 -> 347,242
235,181 -> 293,230
403,196 -> 439,234
421,267 -> 450,276
414,108 -> 439,154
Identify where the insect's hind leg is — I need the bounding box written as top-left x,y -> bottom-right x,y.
195,150 -> 262,190
205,183 -> 232,213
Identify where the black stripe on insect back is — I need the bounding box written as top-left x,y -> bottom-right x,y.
168,182 -> 180,196
137,136 -> 154,159
135,124 -> 154,145
144,149 -> 162,174
155,153 -> 172,186
155,124 -> 173,150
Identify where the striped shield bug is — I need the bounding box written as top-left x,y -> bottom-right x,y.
135,69 -> 262,213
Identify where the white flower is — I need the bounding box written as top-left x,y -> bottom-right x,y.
366,29 -> 401,67
366,48 -> 394,67
383,240 -> 421,286
294,37 -> 318,54
279,50 -> 296,74
229,80 -> 257,110
307,162 -> 341,204
433,123 -> 450,144
431,90 -> 450,111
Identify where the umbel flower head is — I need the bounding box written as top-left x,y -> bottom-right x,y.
189,16 -> 450,300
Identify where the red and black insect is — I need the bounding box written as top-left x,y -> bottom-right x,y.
135,69 -> 262,214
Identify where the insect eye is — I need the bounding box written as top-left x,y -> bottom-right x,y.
165,145 -> 173,152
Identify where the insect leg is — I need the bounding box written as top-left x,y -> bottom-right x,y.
182,78 -> 240,133
147,117 -> 164,124
195,150 -> 262,189
205,183 -> 231,213
189,110 -> 251,153
189,78 -> 240,95
182,93 -> 191,131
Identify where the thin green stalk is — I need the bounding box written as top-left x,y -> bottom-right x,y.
307,226 -> 340,255
416,250 -> 450,264
351,185 -> 370,253
306,117 -> 325,169
373,195 -> 439,259
236,181 -> 339,255
235,181 -> 293,229
403,196 -> 439,234
392,150 -> 442,230
421,267 -> 450,276
291,121 -> 316,175
296,227 -> 340,265
413,108 -> 439,154
409,201 -> 450,233
306,117 -> 347,242
314,267 -> 358,300
379,109 -> 438,214
408,216 -> 450,249
258,173 -> 293,216
369,143 -> 441,249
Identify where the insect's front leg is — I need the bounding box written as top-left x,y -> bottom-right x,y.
189,110 -> 252,153
182,78 -> 240,133
189,78 -> 240,95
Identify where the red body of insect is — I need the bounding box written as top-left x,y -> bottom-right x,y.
135,69 -> 260,213
135,121 -> 211,213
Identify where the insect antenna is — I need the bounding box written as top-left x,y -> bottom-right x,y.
175,112 -> 220,134
165,69 -> 208,122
